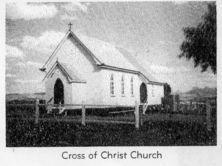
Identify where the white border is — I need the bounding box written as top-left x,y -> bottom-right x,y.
1,0 -> 222,166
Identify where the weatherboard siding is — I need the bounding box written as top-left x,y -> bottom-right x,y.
100,69 -> 141,106
147,84 -> 164,105
71,83 -> 86,104
46,37 -> 96,75
44,36 -> 104,105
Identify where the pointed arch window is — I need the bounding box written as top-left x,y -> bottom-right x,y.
110,74 -> 115,96
121,75 -> 125,96
130,76 -> 134,96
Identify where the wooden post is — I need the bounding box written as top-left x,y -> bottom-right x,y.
135,101 -> 140,129
206,100 -> 212,131
35,98 -> 39,124
140,105 -> 143,126
47,104 -> 52,114
81,102 -> 86,126
64,110 -> 67,117
59,102 -> 62,114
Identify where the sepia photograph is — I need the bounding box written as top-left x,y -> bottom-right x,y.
5,1 -> 217,147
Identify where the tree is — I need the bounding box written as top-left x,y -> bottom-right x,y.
164,83 -> 171,97
179,3 -> 216,74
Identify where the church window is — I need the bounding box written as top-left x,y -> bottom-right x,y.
130,77 -> 134,96
110,74 -> 114,96
121,75 -> 125,96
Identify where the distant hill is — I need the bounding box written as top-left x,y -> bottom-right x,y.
6,92 -> 46,102
176,87 -> 216,100
186,87 -> 216,97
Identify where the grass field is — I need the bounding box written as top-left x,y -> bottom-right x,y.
6,118 -> 216,147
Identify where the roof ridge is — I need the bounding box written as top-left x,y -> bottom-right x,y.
40,31 -> 70,71
40,30 -> 102,71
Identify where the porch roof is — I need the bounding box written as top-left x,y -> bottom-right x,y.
43,61 -> 86,83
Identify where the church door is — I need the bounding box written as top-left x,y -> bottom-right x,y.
140,83 -> 147,103
54,78 -> 64,104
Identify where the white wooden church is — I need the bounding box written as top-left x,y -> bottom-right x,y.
40,25 -> 164,108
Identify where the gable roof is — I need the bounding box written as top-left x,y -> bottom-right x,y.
76,34 -> 138,71
43,60 -> 86,83
40,30 -> 163,84
116,47 -> 159,83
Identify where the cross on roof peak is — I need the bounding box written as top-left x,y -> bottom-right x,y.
68,22 -> 73,31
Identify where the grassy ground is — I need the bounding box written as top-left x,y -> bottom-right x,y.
6,119 -> 216,147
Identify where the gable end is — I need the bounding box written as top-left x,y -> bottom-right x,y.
43,61 -> 86,83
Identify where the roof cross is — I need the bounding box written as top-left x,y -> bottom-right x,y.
68,22 -> 73,31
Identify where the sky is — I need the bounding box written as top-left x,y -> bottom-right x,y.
5,1 -> 217,94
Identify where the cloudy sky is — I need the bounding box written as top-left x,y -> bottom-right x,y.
5,1 -> 216,94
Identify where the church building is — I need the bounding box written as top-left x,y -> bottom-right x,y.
40,24 -> 165,109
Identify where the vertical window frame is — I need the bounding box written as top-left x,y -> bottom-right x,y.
130,76 -> 134,97
110,74 -> 115,96
152,85 -> 155,97
121,75 -> 125,96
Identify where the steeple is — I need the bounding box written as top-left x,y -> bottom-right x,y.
68,22 -> 73,31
